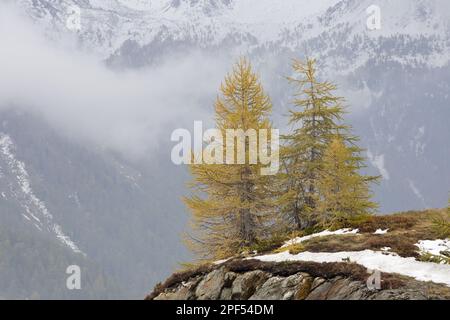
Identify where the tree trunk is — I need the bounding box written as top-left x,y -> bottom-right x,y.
239,166 -> 256,245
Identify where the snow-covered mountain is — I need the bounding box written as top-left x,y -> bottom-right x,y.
17,0 -> 341,57
17,0 -> 450,67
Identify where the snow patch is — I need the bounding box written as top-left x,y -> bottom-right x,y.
282,229 -> 359,248
374,229 -> 389,235
253,250 -> 450,287
416,239 -> 450,258
214,258 -> 231,265
381,247 -> 393,254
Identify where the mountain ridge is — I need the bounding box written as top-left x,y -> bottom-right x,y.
17,0 -> 450,68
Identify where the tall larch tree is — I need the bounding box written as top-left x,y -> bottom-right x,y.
184,58 -> 276,260
316,137 -> 379,228
279,58 -> 379,230
280,58 -> 358,229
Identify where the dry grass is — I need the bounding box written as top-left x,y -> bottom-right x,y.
355,214 -> 418,233
298,209 -> 448,258
253,210 -> 447,257
301,233 -> 421,257
146,264 -> 213,300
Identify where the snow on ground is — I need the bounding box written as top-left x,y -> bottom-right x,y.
252,250 -> 450,287
416,240 -> 450,257
282,229 -> 359,248
214,258 -> 231,265
374,229 -> 389,235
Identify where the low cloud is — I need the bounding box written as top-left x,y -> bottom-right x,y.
0,2 -> 228,159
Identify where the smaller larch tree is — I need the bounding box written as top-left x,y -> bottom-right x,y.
316,137 -> 379,229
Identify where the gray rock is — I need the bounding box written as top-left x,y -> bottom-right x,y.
249,276 -> 286,300
325,278 -> 368,300
231,270 -> 270,300
224,272 -> 237,287
306,277 -> 367,300
151,263 -> 450,301
306,281 -> 334,300
310,277 -> 326,290
220,288 -> 232,300
195,268 -> 227,300
250,273 -> 309,300
154,278 -> 200,300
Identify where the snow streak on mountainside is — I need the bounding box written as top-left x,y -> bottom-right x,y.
0,133 -> 84,255
301,0 -> 450,72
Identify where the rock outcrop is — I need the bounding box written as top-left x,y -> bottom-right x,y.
147,259 -> 450,300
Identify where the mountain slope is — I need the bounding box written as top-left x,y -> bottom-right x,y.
0,220 -> 119,299
4,0 -> 450,298
0,109 -> 190,298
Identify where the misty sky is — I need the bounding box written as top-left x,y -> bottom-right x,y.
0,2 -> 234,159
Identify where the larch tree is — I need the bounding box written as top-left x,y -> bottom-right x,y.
184,58 -> 277,260
432,197 -> 450,238
280,58 -> 358,229
316,137 -> 379,229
